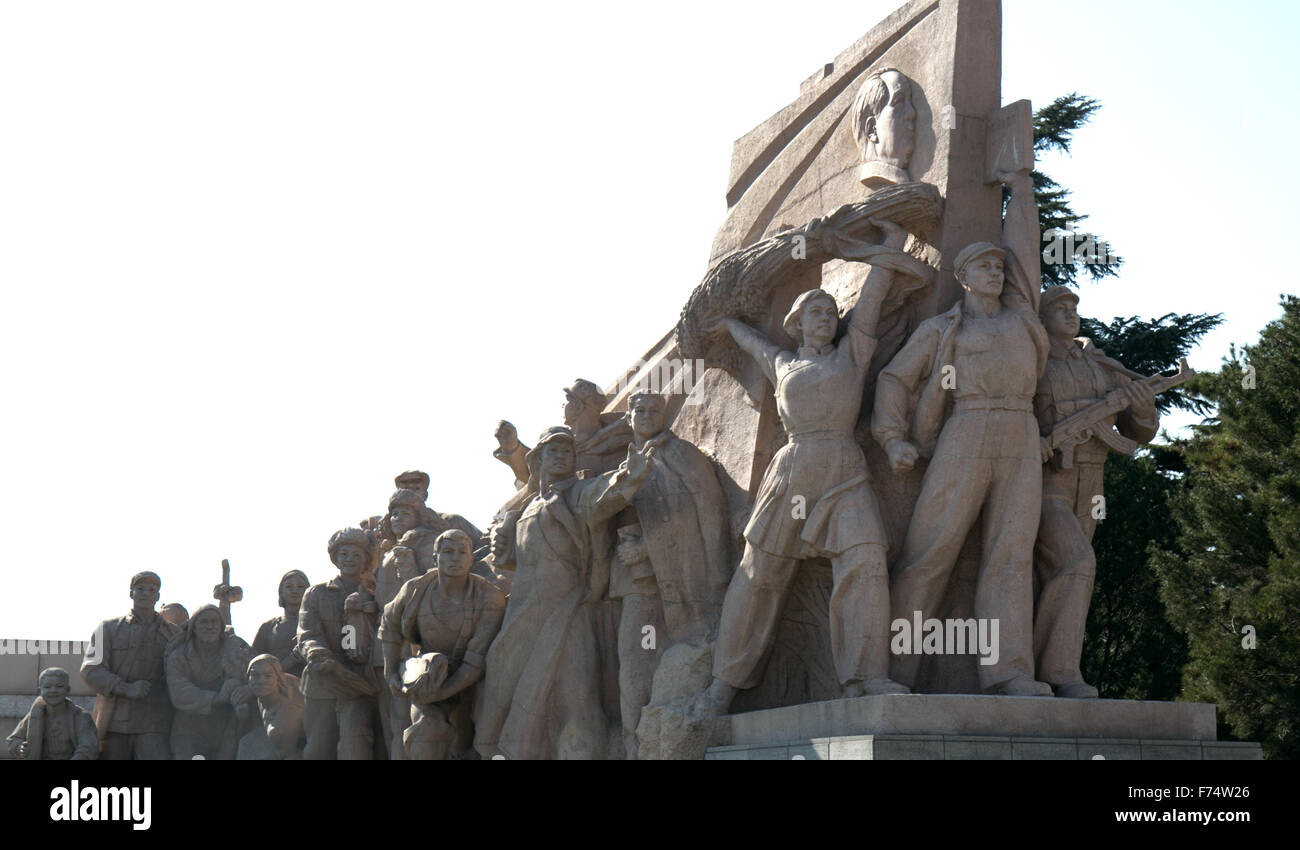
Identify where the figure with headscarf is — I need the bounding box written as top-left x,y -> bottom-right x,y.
694,218 -> 917,717
237,654 -> 305,759
251,570 -> 310,677
165,604 -> 252,760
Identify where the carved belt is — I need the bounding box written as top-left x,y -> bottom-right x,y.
788,430 -> 856,443
953,396 -> 1033,412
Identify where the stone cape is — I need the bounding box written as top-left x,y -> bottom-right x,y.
473,473 -> 630,760
619,431 -> 732,637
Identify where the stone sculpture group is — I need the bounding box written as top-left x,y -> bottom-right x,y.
8,55 -> 1189,761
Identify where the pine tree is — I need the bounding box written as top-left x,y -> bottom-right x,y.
1151,296 -> 1300,758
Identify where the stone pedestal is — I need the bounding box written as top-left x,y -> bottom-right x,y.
704,695 -> 1263,760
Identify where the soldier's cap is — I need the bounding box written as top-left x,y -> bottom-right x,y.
525,425 -> 577,467
953,242 -> 1006,279
1038,285 -> 1080,318
130,570 -> 162,591
563,379 -> 606,409
388,488 -> 425,511
393,470 -> 429,491
782,288 -> 839,341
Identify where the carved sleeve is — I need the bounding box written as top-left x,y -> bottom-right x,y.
872,322 -> 940,449
165,650 -> 218,715
80,620 -> 123,697
295,587 -> 332,662
1002,176 -> 1042,310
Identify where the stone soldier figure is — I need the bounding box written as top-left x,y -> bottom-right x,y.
251,570 -> 310,677
297,527 -> 380,759
695,218 -> 917,717
6,668 -> 98,760
871,171 -> 1052,695
610,389 -> 732,755
380,529 -> 506,760
1033,286 -> 1159,698
475,426 -> 657,760
81,570 -> 180,759
165,604 -> 253,760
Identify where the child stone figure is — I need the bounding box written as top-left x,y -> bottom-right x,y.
6,667 -> 99,760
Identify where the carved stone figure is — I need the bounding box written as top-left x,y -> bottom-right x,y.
493,421 -> 531,490
237,654 -> 305,760
1032,286 -> 1160,698
82,571 -> 180,759
159,603 -> 189,629
165,604 -> 252,760
475,426 -> 656,759
695,218 -> 918,716
297,527 -> 380,759
872,170 -> 1053,695
564,378 -> 634,476
251,570 -> 309,677
850,67 -> 917,190
611,390 -> 732,756
380,529 -> 506,760
6,668 -> 98,760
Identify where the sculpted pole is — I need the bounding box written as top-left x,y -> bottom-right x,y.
81,571 -> 179,759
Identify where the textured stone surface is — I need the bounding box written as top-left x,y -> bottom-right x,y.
726,694 -> 1219,745
707,734 -> 1264,760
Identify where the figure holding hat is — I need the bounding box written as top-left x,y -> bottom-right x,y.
1031,286 -> 1158,698
871,170 -> 1053,695
694,217 -> 917,717
81,571 -> 180,759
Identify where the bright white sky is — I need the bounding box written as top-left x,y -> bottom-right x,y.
2,1 -> 1295,640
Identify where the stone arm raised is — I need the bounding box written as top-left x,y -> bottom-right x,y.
721,317 -> 782,386
999,170 -> 1042,311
